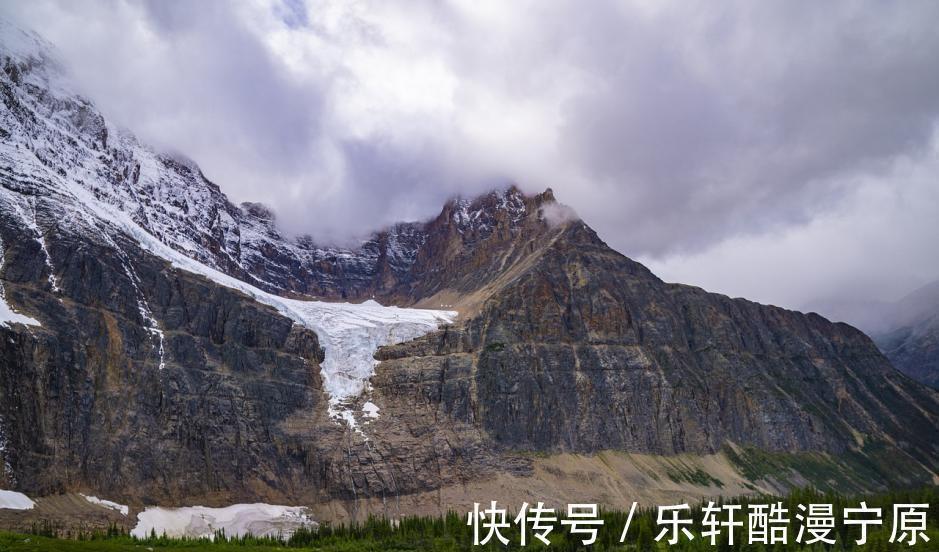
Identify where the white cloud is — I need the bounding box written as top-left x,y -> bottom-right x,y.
3,0 -> 938,323
644,132 -> 939,321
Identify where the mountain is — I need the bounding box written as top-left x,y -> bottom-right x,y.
0,22 -> 938,530
873,280 -> 939,388
810,279 -> 939,389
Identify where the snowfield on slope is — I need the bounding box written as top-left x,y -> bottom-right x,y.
81,494 -> 129,516
0,490 -> 35,510
0,294 -> 40,329
131,504 -> 314,540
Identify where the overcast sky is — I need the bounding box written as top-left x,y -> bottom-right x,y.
4,0 -> 939,329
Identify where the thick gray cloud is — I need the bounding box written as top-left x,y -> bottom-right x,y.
3,0 -> 939,323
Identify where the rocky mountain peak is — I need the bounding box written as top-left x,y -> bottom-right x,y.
431,185 -> 567,243
440,185 -> 527,236
0,15 -> 579,307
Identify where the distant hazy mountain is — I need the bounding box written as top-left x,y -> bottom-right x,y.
872,280 -> 939,388
806,278 -> 939,389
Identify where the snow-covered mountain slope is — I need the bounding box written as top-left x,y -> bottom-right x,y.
0,19 -> 539,307
0,20 -> 408,299
0,21 -> 454,430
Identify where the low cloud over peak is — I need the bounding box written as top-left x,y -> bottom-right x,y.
3,0 -> 938,323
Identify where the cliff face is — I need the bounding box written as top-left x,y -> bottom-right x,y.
0,22 -> 937,521
374,217 -> 939,477
0,203 -> 326,502
0,29 -> 503,509
4,185 -> 935,513
0,198 -> 505,508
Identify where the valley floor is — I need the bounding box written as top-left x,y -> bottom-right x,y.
0,488 -> 935,551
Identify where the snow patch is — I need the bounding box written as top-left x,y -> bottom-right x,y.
0,297 -> 39,329
81,494 -> 129,516
0,237 -> 40,329
362,401 -> 380,419
131,504 -> 314,539
0,490 -> 35,510
450,187 -> 527,235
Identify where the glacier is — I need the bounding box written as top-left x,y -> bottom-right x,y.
56,163 -> 456,430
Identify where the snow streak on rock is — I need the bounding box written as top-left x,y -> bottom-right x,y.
3,198 -> 60,294
0,414 -> 15,483
94,226 -> 166,370
28,201 -> 59,293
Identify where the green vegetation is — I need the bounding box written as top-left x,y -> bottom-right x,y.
663,466 -> 723,488
0,487 -> 936,551
724,443 -> 935,494
484,342 -> 506,353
